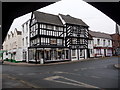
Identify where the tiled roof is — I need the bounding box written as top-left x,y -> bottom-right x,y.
88,33 -> 93,40
33,11 -> 63,26
59,14 -> 89,27
89,30 -> 112,39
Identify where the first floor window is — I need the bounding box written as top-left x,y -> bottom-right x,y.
22,38 -> 24,46
26,37 -> 28,45
50,38 -> 56,45
108,40 -> 110,46
97,39 -> 100,45
57,39 -> 63,45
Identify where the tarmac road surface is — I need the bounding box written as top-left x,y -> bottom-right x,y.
2,56 -> 119,89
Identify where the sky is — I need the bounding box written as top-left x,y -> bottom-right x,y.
9,0 -> 116,34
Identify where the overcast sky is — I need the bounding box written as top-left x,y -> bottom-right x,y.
9,0 -> 116,34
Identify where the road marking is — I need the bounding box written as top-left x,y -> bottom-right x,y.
91,76 -> 100,79
54,71 -> 81,76
44,75 -> 100,88
80,68 -> 87,70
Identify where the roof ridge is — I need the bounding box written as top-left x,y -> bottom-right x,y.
89,30 -> 111,35
59,13 -> 83,21
34,11 -> 58,17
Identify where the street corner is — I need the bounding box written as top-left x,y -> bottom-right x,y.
3,61 -> 30,66
114,64 -> 120,69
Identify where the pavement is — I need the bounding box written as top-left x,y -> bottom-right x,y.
2,56 -> 119,67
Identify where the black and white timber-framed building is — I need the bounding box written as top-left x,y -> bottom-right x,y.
28,11 -> 89,64
59,14 -> 89,60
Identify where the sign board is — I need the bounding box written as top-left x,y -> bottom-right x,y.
50,40 -> 56,44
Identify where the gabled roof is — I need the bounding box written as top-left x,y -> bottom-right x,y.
59,14 -> 89,27
33,11 -> 63,26
89,30 -> 112,39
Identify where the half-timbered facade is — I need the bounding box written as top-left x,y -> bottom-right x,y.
28,11 -> 89,63
59,14 -> 89,61
29,11 -> 69,63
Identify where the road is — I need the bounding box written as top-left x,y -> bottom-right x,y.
2,57 -> 119,89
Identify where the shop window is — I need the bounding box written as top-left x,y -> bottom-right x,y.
72,50 -> 76,56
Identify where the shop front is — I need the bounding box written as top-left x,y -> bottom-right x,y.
28,47 -> 70,64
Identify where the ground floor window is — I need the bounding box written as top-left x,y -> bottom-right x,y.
28,48 -> 69,62
96,49 -> 101,55
72,49 -> 76,56
107,49 -> 112,56
29,48 -> 35,61
23,51 -> 27,60
90,49 -> 93,54
80,49 -> 84,58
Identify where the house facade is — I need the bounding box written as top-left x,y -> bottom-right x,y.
2,11 -> 114,63
28,11 -> 66,64
28,11 -> 89,63
111,34 -> 120,55
88,33 -> 94,58
3,28 -> 23,61
59,14 -> 89,61
111,24 -> 120,55
22,19 -> 30,62
89,30 -> 113,57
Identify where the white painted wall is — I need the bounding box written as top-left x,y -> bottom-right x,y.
15,48 -> 23,61
88,40 -> 94,57
22,19 -> 30,62
3,29 -> 23,61
93,37 -> 112,57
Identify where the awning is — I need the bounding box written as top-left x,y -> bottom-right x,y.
0,50 -> 7,53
